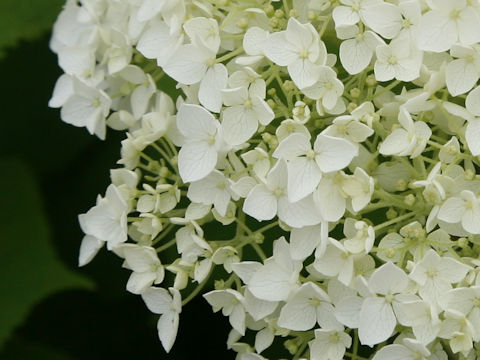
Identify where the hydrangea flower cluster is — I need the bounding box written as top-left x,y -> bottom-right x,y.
50,0 -> 480,359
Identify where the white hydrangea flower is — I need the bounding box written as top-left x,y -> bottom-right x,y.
176,103 -> 227,183
141,287 -> 182,353
273,133 -> 357,202
417,0 -> 480,53
379,107 -> 431,158
49,0 -> 480,357
264,17 -> 327,89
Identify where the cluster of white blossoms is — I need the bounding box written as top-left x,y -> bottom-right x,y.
49,0 -> 480,359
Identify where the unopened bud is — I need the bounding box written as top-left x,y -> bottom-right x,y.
386,208 -> 398,220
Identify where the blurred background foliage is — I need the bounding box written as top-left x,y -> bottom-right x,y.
0,2 -> 233,359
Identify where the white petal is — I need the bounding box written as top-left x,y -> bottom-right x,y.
127,272 -> 157,294
178,141 -> 217,183
273,133 -> 311,160
243,185 -> 277,221
278,195 -> 322,228
278,298 -> 316,331
362,3 -> 402,39
466,86 -> 480,116
417,11 -> 456,52
255,328 -> 274,354
142,287 -> 172,314
199,64 -> 228,113
263,32 -> 298,66
372,344 -> 413,360
340,39 -> 373,75
78,235 -> 103,266
437,197 -> 466,224
157,311 -> 179,352
221,106 -> 258,145
314,134 -> 357,173
314,178 -> 346,222
287,158 -> 322,202
176,103 -> 218,140
288,59 -> 319,89
359,297 -> 396,346
379,129 -> 409,155
368,262 -> 409,295
290,225 -> 322,261
466,120 -> 480,156
458,8 -> 480,45
333,6 -> 360,27
446,59 -> 478,96
163,44 -> 209,85
249,262 -> 294,301
243,26 -> 268,56
49,74 -> 74,108
334,296 -> 362,328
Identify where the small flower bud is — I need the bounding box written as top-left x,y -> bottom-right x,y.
465,168 -> 475,180
214,279 -> 225,290
350,87 -> 361,98
159,166 -> 170,178
386,208 -> 398,220
264,4 -> 274,16
267,99 -> 277,109
254,233 -> 264,244
347,102 -> 357,112
289,9 -> 299,18
458,237 -> 469,248
236,17 -> 248,29
267,88 -> 277,96
284,339 -> 298,355
274,9 -> 284,18
366,74 -> 377,87
307,10 -> 318,21
269,17 -> 279,27
283,80 -> 295,92
395,179 -> 407,191
404,194 -> 416,206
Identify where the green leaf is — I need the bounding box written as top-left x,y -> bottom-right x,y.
0,337 -> 73,360
0,0 -> 64,58
0,157 -> 94,349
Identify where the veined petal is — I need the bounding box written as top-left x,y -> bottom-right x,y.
287,157 -> 322,202
362,3 -> 402,39
437,197 -> 466,224
359,297 -> 396,346
176,103 -> 218,140
372,344 -> 413,360
288,59 -> 319,89
221,106 -> 258,145
243,184 -> 277,221
333,6 -> 360,27
465,86 -> 480,116
379,129 -> 409,156
273,133 -> 311,160
163,44 -> 209,85
466,120 -> 480,156
199,64 -> 228,113
290,225 -> 322,261
446,59 -> 478,96
264,31 -> 298,66
157,311 -> 179,353
278,195 -> 322,228
417,11 -> 456,52
314,134 -> 358,173
178,141 -> 217,183
340,38 -> 373,75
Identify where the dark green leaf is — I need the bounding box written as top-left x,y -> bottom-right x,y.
0,157 -> 93,349
0,0 -> 64,58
